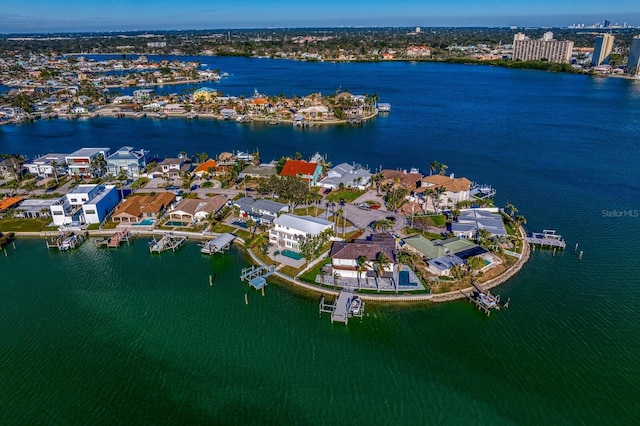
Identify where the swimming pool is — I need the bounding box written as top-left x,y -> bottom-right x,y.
280,249 -> 303,260
132,219 -> 155,226
165,220 -> 188,227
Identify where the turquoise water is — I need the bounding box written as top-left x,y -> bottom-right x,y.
164,220 -> 188,227
132,219 -> 155,226
1,57 -> 639,423
280,249 -> 303,260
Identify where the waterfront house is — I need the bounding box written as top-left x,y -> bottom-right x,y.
405,45 -> 431,57
193,87 -> 217,103
106,146 -> 149,178
193,159 -> 219,178
330,235 -> 397,279
269,213 -> 333,252
65,148 -> 111,178
168,196 -> 227,223
451,208 -> 507,238
11,198 -> 59,218
234,196 -> 289,224
426,255 -> 465,277
111,192 -> 176,223
162,103 -> 186,115
51,184 -> 119,226
146,157 -> 192,179
415,174 -> 472,208
25,153 -> 68,178
279,159 -> 322,186
318,162 -> 371,190
239,162 -> 277,179
133,89 -> 155,103
380,169 -> 423,191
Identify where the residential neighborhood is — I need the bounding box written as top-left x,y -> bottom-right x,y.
1,146 -> 526,295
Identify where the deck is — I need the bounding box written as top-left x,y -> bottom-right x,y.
525,229 -> 566,248
319,289 -> 365,325
240,265 -> 276,290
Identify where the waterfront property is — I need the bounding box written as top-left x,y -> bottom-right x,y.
279,159 -> 322,186
451,208 -> 507,238
512,32 -> 574,63
168,196 -> 227,223
65,148 -> 111,178
269,213 -> 333,252
200,233 -> 235,255
106,146 -> 149,178
111,192 -> 176,224
380,169 -> 423,191
233,196 -> 289,224
11,198 -> 59,219
145,157 -> 192,179
0,196 -> 24,212
329,234 -> 397,280
318,162 -> 372,191
50,184 -> 119,226
25,153 -> 68,179
415,174 -> 472,208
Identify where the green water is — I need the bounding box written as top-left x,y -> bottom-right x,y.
1,238 -> 637,424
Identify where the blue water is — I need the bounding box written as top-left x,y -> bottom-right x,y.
1,57 -> 640,423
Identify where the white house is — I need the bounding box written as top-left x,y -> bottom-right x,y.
106,146 -> 149,178
65,147 -> 111,178
50,184 -> 119,226
451,208 -> 507,238
330,235 -> 396,279
234,196 -> 289,224
269,214 -> 333,252
25,153 -> 67,178
318,162 -> 372,190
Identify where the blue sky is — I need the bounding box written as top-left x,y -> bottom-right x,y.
1,0 -> 639,33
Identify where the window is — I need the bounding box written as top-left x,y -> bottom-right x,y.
70,198 -> 77,203
85,209 -> 96,215
52,211 -> 63,216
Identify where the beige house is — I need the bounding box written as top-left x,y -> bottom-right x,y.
168,196 -> 227,222
415,174 -> 472,208
111,192 -> 176,223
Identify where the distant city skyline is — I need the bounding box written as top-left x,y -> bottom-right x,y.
1,0 -> 639,34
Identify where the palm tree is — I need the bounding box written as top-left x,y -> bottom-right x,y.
356,255 -> 367,290
438,163 -> 448,176
335,208 -> 343,236
246,218 -> 256,238
429,160 -> 440,176
51,160 -> 59,184
375,252 -> 391,292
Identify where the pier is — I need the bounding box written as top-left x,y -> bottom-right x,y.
200,233 -> 235,255
240,264 -> 276,290
97,229 -> 131,248
46,231 -> 87,251
0,232 -> 15,248
149,233 -> 187,253
319,289 -> 365,325
462,281 -> 509,316
525,229 -> 566,249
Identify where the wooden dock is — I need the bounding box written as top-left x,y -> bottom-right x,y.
0,232 -> 15,248
201,233 -> 235,255
319,290 -> 365,325
46,231 -> 88,251
462,281 -> 509,316
149,233 -> 187,253
525,229 -> 566,249
107,229 -> 130,247
240,264 -> 275,290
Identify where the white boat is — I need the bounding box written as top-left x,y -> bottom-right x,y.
348,296 -> 363,315
377,102 -> 391,112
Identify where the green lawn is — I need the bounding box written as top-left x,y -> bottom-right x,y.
326,189 -> 364,203
0,217 -> 51,232
299,259 -> 331,283
210,223 -> 236,234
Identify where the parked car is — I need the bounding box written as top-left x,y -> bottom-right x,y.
358,203 -> 371,211
190,184 -> 199,191
166,185 -> 179,190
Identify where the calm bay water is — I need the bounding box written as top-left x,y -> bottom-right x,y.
1,58 -> 639,424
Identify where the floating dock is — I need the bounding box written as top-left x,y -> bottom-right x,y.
525,229 -> 566,249
319,290 -> 365,325
149,233 -> 187,253
201,233 -> 235,255
46,231 -> 88,251
240,264 -> 276,290
0,232 -> 15,248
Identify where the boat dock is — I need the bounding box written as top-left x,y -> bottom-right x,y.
462,281 -> 509,316
96,229 -> 131,248
0,232 -> 15,248
240,264 -> 276,290
319,289 -> 365,325
46,231 -> 88,251
200,233 -> 235,255
149,233 -> 187,253
525,229 -> 566,249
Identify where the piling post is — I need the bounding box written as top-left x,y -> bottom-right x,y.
579,250 -> 583,260
209,275 -> 212,286
3,248 -> 6,257
245,294 -> 248,305
261,287 -> 265,297
553,248 -> 556,256
574,243 -> 578,252
12,241 -> 16,250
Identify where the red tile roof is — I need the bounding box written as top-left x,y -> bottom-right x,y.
0,196 -> 24,211
194,159 -> 218,174
279,160 -> 319,179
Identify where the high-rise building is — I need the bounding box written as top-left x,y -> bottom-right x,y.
512,33 -> 574,63
592,34 -> 615,66
627,35 -> 640,75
